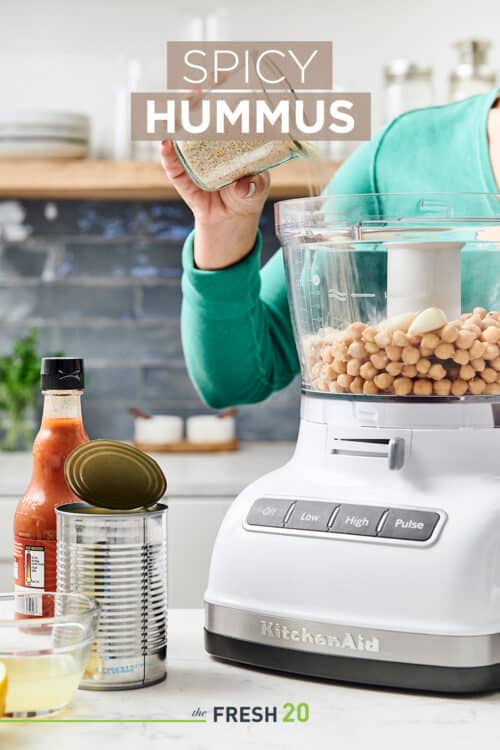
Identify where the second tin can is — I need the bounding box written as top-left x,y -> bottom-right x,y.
56,502 -> 167,690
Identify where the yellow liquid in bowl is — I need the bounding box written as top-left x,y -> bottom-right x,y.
3,653 -> 83,715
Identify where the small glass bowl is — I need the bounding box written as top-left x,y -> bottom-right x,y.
0,592 -> 99,717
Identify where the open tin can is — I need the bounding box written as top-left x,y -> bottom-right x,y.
56,440 -> 168,690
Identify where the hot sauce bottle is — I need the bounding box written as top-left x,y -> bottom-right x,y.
14,358 -> 88,613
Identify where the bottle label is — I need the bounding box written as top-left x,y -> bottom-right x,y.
14,536 -> 57,615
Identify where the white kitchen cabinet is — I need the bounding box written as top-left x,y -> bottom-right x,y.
0,495 -> 232,606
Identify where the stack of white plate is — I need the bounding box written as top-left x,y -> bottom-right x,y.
0,111 -> 90,158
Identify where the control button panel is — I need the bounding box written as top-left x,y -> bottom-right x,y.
246,498 -> 293,528
378,508 -> 439,541
245,498 -> 443,544
330,504 -> 386,537
286,501 -> 338,532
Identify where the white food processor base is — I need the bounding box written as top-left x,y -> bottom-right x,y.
204,393 -> 500,693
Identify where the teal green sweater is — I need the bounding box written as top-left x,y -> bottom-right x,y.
181,90 -> 499,408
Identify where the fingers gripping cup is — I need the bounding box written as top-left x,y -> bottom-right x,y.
56,440 -> 168,690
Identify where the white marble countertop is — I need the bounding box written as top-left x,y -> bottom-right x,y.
5,609 -> 500,750
0,442 -> 294,498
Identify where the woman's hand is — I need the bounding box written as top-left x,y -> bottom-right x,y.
160,141 -> 270,270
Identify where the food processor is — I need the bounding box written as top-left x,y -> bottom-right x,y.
204,193 -> 500,693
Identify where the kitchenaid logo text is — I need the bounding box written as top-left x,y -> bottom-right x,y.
260,620 -> 380,653
131,41 -> 371,141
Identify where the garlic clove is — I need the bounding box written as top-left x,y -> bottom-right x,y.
379,312 -> 416,335
408,307 -> 448,336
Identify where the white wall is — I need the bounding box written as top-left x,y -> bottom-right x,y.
1,0 -> 499,157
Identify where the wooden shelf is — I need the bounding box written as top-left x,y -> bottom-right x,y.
0,158 -> 339,201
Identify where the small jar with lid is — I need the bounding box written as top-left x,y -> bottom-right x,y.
384,60 -> 434,123
449,40 -> 497,102
174,138 -> 307,192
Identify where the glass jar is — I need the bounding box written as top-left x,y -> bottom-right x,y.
276,192 -> 500,399
384,60 -> 433,122
174,138 -> 306,192
449,40 -> 497,102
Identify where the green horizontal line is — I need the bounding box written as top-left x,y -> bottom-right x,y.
1,719 -> 207,724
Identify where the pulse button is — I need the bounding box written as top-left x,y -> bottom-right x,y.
378,509 -> 439,541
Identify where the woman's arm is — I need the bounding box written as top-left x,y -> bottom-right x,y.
162,137 -> 382,408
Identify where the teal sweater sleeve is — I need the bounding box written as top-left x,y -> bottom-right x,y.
180,135 -> 384,409
181,90 -> 499,408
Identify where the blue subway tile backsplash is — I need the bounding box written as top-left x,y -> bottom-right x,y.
0,199 -> 299,441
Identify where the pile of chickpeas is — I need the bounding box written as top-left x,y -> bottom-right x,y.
306,307 -> 500,397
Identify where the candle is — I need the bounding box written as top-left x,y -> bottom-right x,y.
186,415 -> 235,444
134,415 -> 183,445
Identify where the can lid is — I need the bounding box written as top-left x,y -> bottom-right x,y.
64,439 -> 167,510
41,357 -> 84,391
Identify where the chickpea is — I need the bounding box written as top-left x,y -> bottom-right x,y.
421,333 -> 440,350
320,346 -> 334,363
468,378 -> 486,395
346,359 -> 361,377
393,377 -> 413,396
362,325 -> 378,343
428,363 -> 447,380
492,357 -> 500,371
365,341 -> 380,354
481,326 -> 500,344
360,362 -> 377,380
473,307 -> 487,318
332,358 -> 347,374
370,352 -> 389,370
484,344 -> 500,361
386,361 -> 403,377
481,367 -> 497,384
441,324 -> 459,343
416,358 -> 431,375
456,329 -> 476,349
482,316 -> 499,329
313,379 -> 329,391
452,348 -> 469,365
402,346 -> 420,365
413,379 -> 432,396
329,381 -> 345,393
470,357 -> 486,372
350,376 -> 364,394
459,364 -> 475,381
392,330 -> 409,347
386,345 -> 402,361
485,383 -> 500,395
469,340 -> 487,359
402,364 -> 418,378
463,323 -> 482,336
434,342 -> 455,360
433,379 -> 452,396
374,372 -> 394,390
346,322 -> 366,340
363,380 -> 379,395
337,374 -> 354,389
374,331 -> 391,348
420,347 -> 434,357
325,365 -> 337,380
451,379 -> 468,397
348,341 -> 368,359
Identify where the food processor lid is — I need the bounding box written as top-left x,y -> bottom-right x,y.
64,439 -> 167,510
274,192 -> 500,244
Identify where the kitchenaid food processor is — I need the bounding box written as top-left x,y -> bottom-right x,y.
205,193 -> 500,693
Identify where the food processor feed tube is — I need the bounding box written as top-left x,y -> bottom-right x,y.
386,243 -> 462,320
14,358 -> 88,615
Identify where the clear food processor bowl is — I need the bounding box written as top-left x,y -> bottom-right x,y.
275,193 -> 500,399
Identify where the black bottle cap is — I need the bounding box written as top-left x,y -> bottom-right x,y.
41,357 -> 85,391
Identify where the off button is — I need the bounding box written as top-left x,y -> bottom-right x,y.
246,498 -> 294,528
378,509 -> 439,541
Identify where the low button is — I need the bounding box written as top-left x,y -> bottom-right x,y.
246,498 -> 294,528
378,509 -> 439,541
285,501 -> 338,532
331,504 -> 387,537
